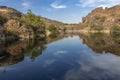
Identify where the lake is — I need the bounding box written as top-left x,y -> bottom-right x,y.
0,33 -> 120,80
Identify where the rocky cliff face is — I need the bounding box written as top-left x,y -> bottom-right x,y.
81,5 -> 120,31
4,20 -> 34,39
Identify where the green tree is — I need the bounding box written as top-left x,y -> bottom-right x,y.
21,9 -> 45,28
47,25 -> 57,33
21,10 -> 46,38
110,25 -> 120,34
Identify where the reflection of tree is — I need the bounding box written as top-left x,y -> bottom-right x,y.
90,33 -> 106,46
0,52 -> 24,66
80,33 -> 120,56
111,32 -> 120,44
0,38 -> 46,66
0,32 -> 79,66
25,39 -> 46,61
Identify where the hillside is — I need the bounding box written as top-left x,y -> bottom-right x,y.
0,6 -> 69,41
81,5 -> 120,33
40,17 -> 65,30
0,6 -> 21,19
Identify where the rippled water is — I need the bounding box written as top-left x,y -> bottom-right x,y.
0,33 -> 120,80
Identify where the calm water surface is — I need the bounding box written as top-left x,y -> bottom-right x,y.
0,33 -> 120,80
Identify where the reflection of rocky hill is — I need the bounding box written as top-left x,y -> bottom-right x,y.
80,33 -> 120,55
0,53 -> 24,66
0,32 -> 81,66
46,32 -> 80,44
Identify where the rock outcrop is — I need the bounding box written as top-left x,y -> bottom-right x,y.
81,5 -> 120,32
4,20 -> 34,39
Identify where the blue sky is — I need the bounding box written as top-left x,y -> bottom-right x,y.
0,0 -> 120,23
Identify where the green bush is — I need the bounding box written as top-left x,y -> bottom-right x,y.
21,10 -> 45,28
110,25 -> 120,33
47,25 -> 57,33
90,24 -> 103,31
20,10 -> 46,38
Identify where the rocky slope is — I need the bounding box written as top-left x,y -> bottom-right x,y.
81,5 -> 120,32
0,6 -> 72,40
4,20 -> 34,39
0,6 -> 21,19
40,17 -> 65,31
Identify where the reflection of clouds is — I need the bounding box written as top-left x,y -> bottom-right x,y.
43,50 -> 68,67
54,51 -> 68,56
43,59 -> 56,68
64,50 -> 120,80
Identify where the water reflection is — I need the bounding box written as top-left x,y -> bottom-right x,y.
80,33 -> 120,55
0,34 -> 69,66
0,39 -> 46,66
0,33 -> 120,80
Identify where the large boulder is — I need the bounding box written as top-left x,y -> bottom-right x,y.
4,20 -> 34,39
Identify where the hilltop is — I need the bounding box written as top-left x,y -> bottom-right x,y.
81,5 -> 120,33
0,6 -> 21,19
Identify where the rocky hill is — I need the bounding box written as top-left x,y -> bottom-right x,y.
40,17 -> 65,30
0,6 -> 21,19
0,6 -> 67,40
81,5 -> 120,32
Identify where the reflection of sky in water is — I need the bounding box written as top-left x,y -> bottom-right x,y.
0,36 -> 120,80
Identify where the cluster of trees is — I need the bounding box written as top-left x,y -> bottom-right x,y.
21,10 -> 46,38
21,10 -> 45,28
12,10 -> 47,38
0,9 -> 60,40
14,10 -> 59,38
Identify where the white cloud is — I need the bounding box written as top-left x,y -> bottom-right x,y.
76,0 -> 97,8
43,59 -> 56,68
50,1 -> 67,9
76,0 -> 120,8
54,50 -> 68,56
97,5 -> 110,9
22,1 -> 30,9
63,51 -> 120,80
